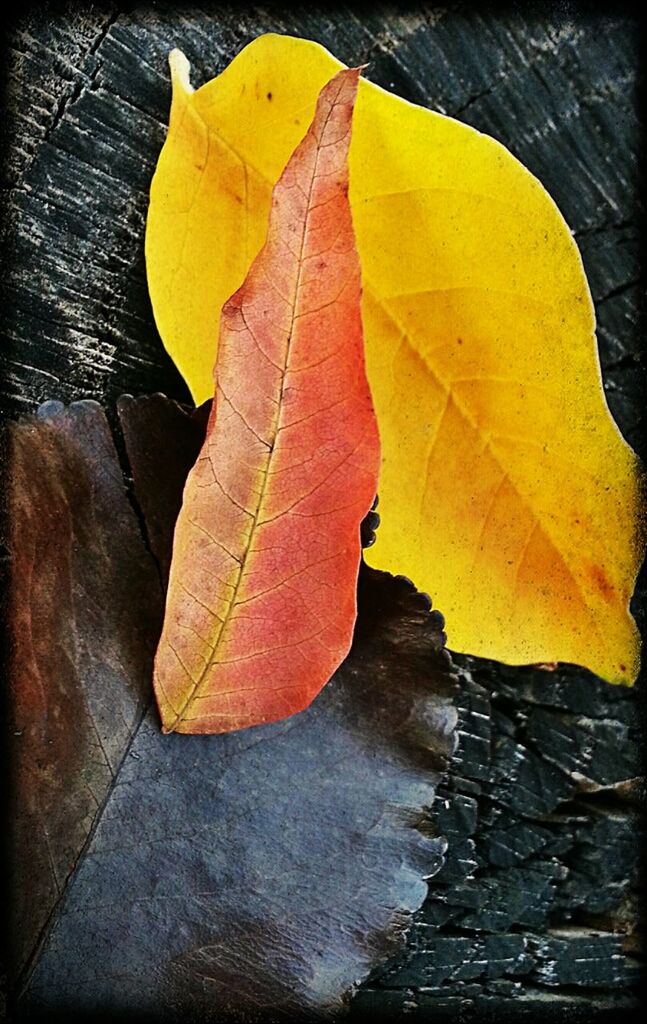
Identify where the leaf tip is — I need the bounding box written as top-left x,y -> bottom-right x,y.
158,700 -> 177,735
168,48 -> 193,95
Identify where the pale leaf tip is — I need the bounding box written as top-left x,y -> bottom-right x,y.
169,48 -> 194,95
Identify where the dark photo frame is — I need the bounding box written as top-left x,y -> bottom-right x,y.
2,4 -> 644,1021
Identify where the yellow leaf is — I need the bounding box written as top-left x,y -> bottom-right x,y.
146,34 -> 644,684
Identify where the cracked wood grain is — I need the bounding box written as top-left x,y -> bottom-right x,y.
354,657 -> 643,1017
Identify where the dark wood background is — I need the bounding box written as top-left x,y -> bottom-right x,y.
2,3 -> 644,1020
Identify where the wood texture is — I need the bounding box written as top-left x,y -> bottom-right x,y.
2,4 -> 643,1019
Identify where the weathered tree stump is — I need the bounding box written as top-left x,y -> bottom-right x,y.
2,4 -> 643,1020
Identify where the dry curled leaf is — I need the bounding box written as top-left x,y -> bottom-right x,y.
146,34 -> 644,685
154,68 -> 380,734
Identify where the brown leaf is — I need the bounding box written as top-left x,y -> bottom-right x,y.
6,400 -> 162,978
116,393 -> 209,583
9,395 -> 456,1020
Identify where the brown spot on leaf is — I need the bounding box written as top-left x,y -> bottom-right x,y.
591,564 -> 614,601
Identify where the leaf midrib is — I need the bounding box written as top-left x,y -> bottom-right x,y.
165,81 -> 346,731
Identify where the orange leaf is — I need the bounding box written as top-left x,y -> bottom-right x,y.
154,68 -> 380,735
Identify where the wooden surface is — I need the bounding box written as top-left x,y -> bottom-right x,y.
2,4 -> 644,1020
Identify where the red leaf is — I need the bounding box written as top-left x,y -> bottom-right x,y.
154,68 -> 380,734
